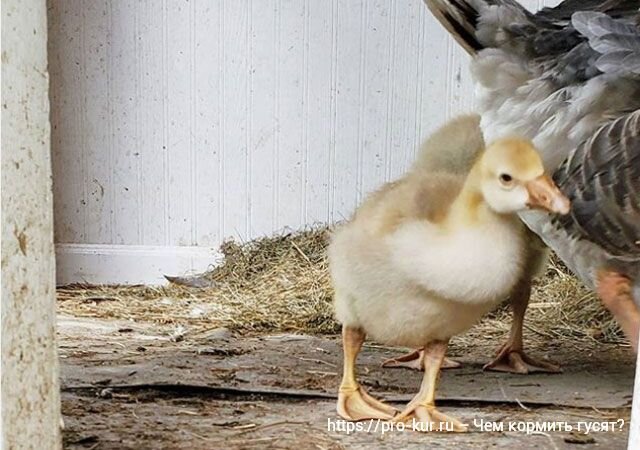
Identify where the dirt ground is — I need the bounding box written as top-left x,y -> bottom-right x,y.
58,315 -> 634,449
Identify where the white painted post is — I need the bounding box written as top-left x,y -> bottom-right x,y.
1,0 -> 62,448
629,345 -> 640,448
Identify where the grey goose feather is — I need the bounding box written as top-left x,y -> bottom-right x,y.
423,0 -> 640,300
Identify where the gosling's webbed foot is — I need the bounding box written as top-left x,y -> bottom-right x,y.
392,403 -> 468,433
388,340 -> 466,432
337,385 -> 397,421
483,344 -> 561,374
382,349 -> 461,371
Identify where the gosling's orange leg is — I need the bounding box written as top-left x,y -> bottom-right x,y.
337,326 -> 397,421
597,270 -> 639,352
484,279 -> 561,374
392,340 -> 467,432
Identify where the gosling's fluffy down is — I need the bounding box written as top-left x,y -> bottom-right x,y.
329,172 -> 526,347
415,114 -> 549,278
329,137 -> 555,348
413,114 -> 484,176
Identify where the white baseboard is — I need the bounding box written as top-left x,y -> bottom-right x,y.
55,244 -> 221,285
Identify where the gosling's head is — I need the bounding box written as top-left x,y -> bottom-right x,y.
479,138 -> 570,215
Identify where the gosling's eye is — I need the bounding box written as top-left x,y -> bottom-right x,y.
499,173 -> 513,185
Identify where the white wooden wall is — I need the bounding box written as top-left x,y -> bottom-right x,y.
50,0 -> 556,284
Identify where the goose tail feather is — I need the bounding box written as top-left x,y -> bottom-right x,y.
423,0 -> 486,54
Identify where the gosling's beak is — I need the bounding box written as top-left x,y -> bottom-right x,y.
525,175 -> 570,215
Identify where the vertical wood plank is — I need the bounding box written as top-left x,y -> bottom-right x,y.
138,0 -> 167,246
221,1 -> 250,239
83,1 -> 113,244
166,0 -> 194,245
412,2 -> 426,163
194,0 -> 222,247
387,0 -> 421,180
445,43 -> 475,119
110,0 -> 139,244
49,0 -> 86,243
358,0 -> 392,200
273,0 -> 305,230
331,0 -> 363,221
302,0 -> 335,224
416,4 -> 449,142
249,0 -> 277,236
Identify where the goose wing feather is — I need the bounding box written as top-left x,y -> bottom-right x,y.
553,111 -> 640,260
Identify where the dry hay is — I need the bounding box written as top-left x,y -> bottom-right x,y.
58,228 -> 336,335
57,226 -> 626,349
465,257 -> 625,350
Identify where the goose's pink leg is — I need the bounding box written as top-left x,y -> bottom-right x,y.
384,280 -> 559,374
484,279 -> 561,374
597,270 -> 639,352
382,350 -> 461,370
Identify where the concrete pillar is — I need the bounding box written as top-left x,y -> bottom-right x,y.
1,0 -> 62,448
630,346 -> 640,448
